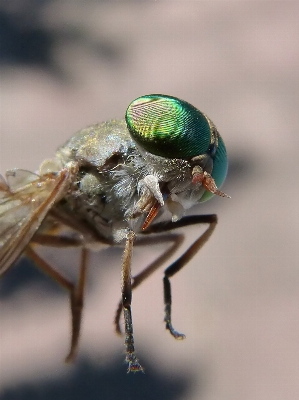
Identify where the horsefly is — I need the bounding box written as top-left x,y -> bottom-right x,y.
0,94 -> 230,372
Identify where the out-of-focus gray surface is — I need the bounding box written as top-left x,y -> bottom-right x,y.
0,1 -> 298,399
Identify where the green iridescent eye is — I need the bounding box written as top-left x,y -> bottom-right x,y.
126,94 -> 228,201
126,94 -> 211,160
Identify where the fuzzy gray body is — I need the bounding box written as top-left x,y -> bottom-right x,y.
55,120 -> 206,243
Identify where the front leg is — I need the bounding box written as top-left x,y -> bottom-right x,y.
121,230 -> 144,373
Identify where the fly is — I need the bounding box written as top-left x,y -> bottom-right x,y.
0,94 -> 230,372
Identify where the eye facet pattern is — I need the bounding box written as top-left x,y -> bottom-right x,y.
126,94 -> 212,160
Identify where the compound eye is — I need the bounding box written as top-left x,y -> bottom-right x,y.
200,136 -> 228,202
125,94 -> 212,160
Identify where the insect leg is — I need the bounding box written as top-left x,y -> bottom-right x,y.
121,230 -> 144,373
66,248 -> 88,362
32,233 -> 83,247
162,215 -> 217,339
25,245 -> 89,362
114,233 -> 184,335
115,215 -> 217,340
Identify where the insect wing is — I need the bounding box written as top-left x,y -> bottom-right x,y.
0,168 -> 73,274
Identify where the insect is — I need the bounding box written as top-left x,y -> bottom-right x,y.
0,94 -> 229,373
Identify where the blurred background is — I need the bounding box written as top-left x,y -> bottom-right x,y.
0,1 -> 299,399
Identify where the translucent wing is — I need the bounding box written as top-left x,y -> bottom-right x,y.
0,166 -> 76,275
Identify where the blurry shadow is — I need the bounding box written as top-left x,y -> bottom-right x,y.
0,2 -> 123,77
227,153 -> 252,184
0,256 -> 63,299
0,357 -> 194,400
0,6 -> 54,67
